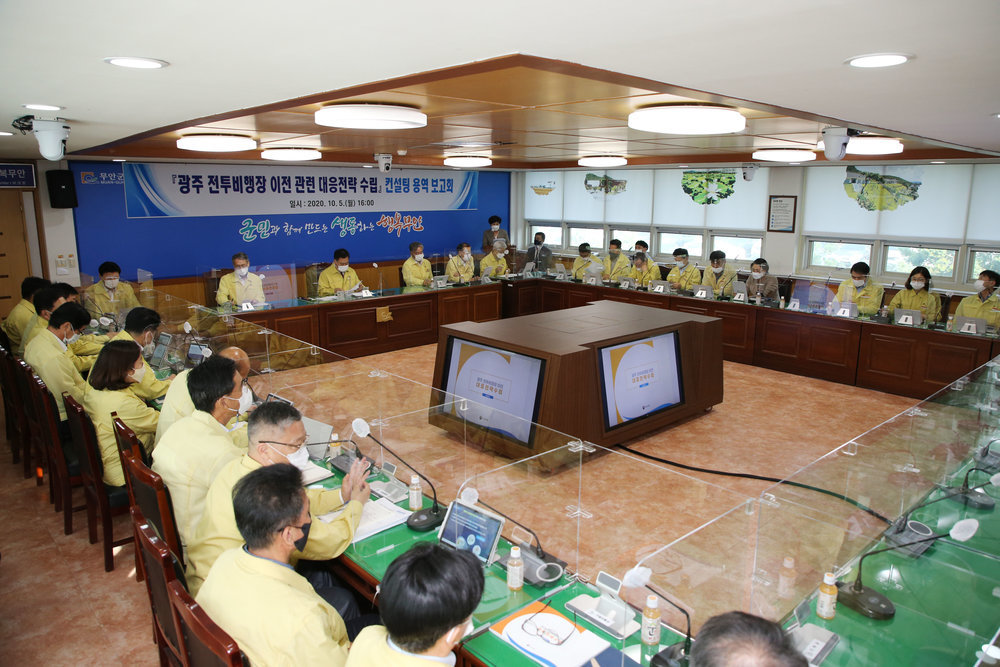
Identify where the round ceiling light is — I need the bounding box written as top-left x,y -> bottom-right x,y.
578,156 -> 627,168
104,56 -> 169,69
752,149 -> 817,162
443,156 -> 492,168
816,136 -> 904,155
23,103 -> 63,111
628,105 -> 746,135
0,131 -> 13,137
314,104 -> 427,129
261,148 -> 322,161
176,134 -> 257,152
847,53 -> 911,68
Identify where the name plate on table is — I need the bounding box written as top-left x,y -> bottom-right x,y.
788,298 -> 800,311
653,285 -> 664,293
898,314 -> 914,326
585,276 -> 598,285
241,302 -> 255,311
555,273 -> 568,281
694,287 -> 711,300
961,321 -> 978,334
836,307 -> 852,318
619,279 -> 633,289
360,289 -> 374,297
733,292 -> 746,303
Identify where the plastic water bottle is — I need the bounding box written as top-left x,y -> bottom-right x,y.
506,546 -> 523,591
641,595 -> 661,647
408,475 -> 422,511
816,572 -> 838,620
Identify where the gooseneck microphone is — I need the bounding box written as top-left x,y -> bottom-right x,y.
976,438 -> 1000,470
947,467 -> 998,510
351,418 -> 443,532
371,262 -> 384,295
648,585 -> 692,667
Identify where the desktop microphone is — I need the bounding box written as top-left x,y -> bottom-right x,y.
351,418 -> 444,532
623,566 -> 692,667
371,263 -> 384,295
975,438 -> 1000,471
837,518 -> 979,620
946,467 -> 998,510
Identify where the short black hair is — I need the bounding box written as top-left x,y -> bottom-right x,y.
751,257 -> 769,272
188,355 -> 238,413
673,248 -> 689,258
609,239 -> 621,249
409,241 -> 423,253
534,231 -> 545,241
232,252 -> 249,263
379,542 -> 485,653
98,261 -> 122,277
709,250 -> 726,262
633,252 -> 648,265
333,248 -> 350,261
52,282 -> 79,299
488,215 -> 501,225
635,240 -> 649,250
578,243 -> 591,254
89,340 -> 142,391
981,269 -> 1000,284
248,402 -> 302,444
850,261 -> 870,276
123,307 -> 161,335
232,464 -> 305,551
21,276 -> 51,300
690,611 -> 807,667
456,242 -> 470,252
906,266 -> 932,290
49,302 -> 90,331
33,287 -> 65,315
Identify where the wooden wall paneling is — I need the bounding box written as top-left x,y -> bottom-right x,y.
754,309 -> 860,385
271,312 -> 319,346
472,289 -> 501,322
385,295 -> 437,343
567,285 -> 597,308
540,284 -> 568,311
321,303 -> 381,349
438,290 -> 471,325
709,302 -> 756,364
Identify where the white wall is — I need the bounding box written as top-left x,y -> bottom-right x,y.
763,167 -> 803,277
34,160 -> 81,286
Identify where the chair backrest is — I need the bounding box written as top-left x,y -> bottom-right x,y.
112,414 -> 143,505
124,449 -> 185,565
133,507 -> 184,664
31,376 -> 72,480
13,359 -> 40,427
63,394 -> 105,487
167,580 -> 246,667
0,345 -> 24,425
0,326 -> 12,351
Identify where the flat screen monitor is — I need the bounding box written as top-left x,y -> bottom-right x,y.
438,500 -> 505,564
598,331 -> 684,430
441,337 -> 546,446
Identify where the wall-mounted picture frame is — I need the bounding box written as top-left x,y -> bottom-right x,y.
767,195 -> 797,233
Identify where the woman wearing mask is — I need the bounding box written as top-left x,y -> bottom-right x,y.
887,266 -> 941,323
746,257 -> 780,300
481,215 -> 510,253
318,248 -> 362,295
82,261 -> 140,318
83,340 -> 160,487
446,243 -> 476,283
480,240 -> 509,278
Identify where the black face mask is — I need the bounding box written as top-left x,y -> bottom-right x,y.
534,240 -> 542,246
293,521 -> 311,552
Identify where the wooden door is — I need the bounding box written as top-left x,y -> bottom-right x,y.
0,190 -> 32,319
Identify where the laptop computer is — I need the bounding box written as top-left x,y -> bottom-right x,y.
438,499 -> 505,565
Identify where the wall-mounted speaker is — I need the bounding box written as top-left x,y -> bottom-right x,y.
45,169 -> 77,208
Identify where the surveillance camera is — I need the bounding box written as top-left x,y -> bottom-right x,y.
375,153 -> 392,173
32,118 -> 71,161
741,163 -> 759,181
820,127 -> 859,162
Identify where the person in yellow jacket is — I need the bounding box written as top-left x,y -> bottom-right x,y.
955,269 -> 1000,328
346,542 -> 484,667
110,307 -> 173,400
186,402 -> 367,601
402,242 -> 433,287
666,248 -> 702,291
629,253 -> 659,288
571,243 -> 601,280
446,243 -> 476,283
24,302 -> 91,422
82,340 -> 159,487
1,276 -> 50,350
152,355 -> 246,553
887,266 -> 942,323
215,252 -> 266,306
318,248 -> 363,296
16,286 -> 66,356
22,285 -> 103,370
835,261 -> 884,316
196,465 -> 351,666
603,239 -> 632,281
480,240 -> 509,278
82,261 -> 139,318
705,250 -> 738,298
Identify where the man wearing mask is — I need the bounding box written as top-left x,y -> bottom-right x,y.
629,253 -> 659,288
2,276 -> 50,350
572,243 -> 600,280
110,307 -> 174,400
216,252 -> 266,307
318,248 -> 362,295
23,302 -> 91,422
402,242 -> 433,287
152,355 -> 247,555
446,243 -> 476,283
705,250 -> 738,298
955,269 -> 1000,327
83,261 -> 140,318
15,286 -> 66,356
746,257 -> 779,300
524,232 -> 553,272
480,240 -> 509,278
603,239 -> 632,282
834,261 -> 883,316
666,248 -> 702,291
186,402 -> 369,623
481,214 -> 509,253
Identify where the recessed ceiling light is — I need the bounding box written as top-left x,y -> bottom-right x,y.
676,164 -> 689,168
993,112 -> 1000,119
752,149 -> 817,162
176,134 -> 257,152
112,158 -> 126,162
314,104 -> 427,130
847,53 -> 911,68
23,103 -> 63,111
930,160 -> 947,164
816,136 -> 904,155
578,156 -> 627,168
104,56 -> 169,69
261,148 -> 322,161
0,131 -> 13,137
362,164 -> 374,168
628,105 -> 746,135
443,155 -> 492,168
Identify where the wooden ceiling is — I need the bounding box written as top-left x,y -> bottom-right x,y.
78,55 -> 987,168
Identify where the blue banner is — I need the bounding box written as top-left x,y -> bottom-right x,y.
0,163 -> 36,188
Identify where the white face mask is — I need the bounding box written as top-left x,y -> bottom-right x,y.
490,225 -> 500,231
238,384 -> 254,414
712,266 -> 724,274
130,363 -> 147,383
975,279 -> 987,291
235,267 -> 249,278
852,278 -> 866,288
462,250 -> 471,259
142,342 -> 155,357
910,280 -> 925,291
675,259 -> 687,268
267,443 -> 311,470
751,271 -> 764,280
66,331 -> 80,345
414,253 -> 424,263
336,264 -> 349,273
104,278 -> 119,290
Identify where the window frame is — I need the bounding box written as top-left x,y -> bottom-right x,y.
804,237 -> 875,272
967,246 -> 1000,283
880,242 -> 959,281
708,231 -> 764,269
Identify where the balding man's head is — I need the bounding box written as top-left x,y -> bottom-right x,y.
219,347 -> 251,379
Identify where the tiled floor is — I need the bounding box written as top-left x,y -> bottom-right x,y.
0,344 -> 915,662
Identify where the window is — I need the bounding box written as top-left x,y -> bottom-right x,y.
568,226 -> 604,250
711,235 -> 762,262
658,231 -> 703,258
530,224 -> 563,248
970,249 -> 1000,281
884,245 -> 956,279
610,229 -> 650,252
807,240 -> 872,270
